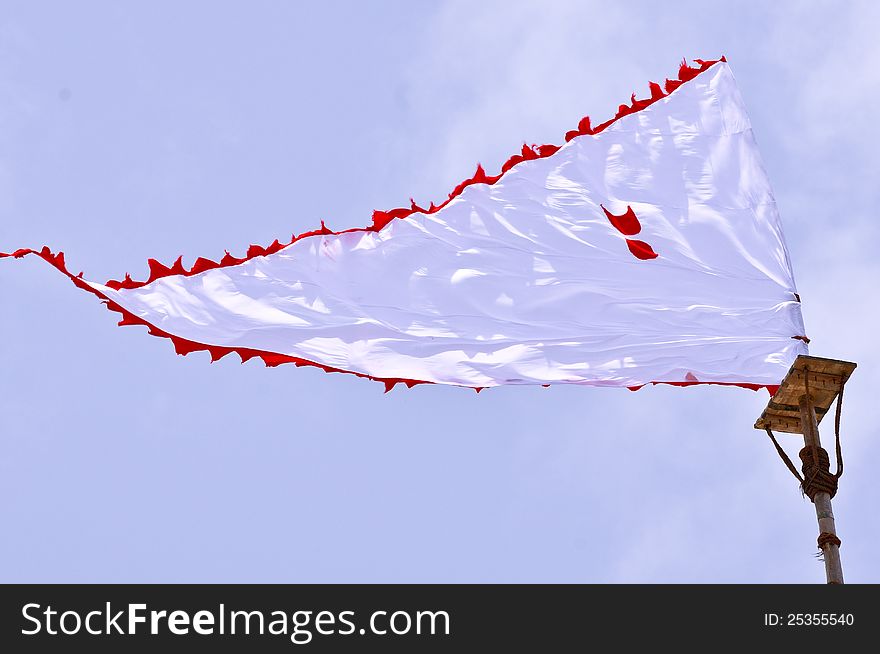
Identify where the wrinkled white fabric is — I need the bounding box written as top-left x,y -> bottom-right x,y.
88,62 -> 806,387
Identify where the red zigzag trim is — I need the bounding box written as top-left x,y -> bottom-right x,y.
1,56 -> 778,394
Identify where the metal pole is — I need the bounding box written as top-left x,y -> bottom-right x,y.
798,395 -> 844,584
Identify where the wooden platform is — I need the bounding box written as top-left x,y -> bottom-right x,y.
754,356 -> 857,434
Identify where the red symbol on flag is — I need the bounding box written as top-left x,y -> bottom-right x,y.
600,204 -> 658,260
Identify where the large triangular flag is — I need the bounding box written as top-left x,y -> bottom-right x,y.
2,58 -> 806,392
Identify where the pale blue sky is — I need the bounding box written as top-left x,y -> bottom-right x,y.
2,0 -> 877,582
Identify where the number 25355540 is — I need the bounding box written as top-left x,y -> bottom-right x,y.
764,613 -> 853,626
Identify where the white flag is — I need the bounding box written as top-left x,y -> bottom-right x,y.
2,58 -> 806,392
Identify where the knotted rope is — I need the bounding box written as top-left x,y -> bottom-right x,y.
763,376 -> 847,557
798,445 -> 838,500
763,376 -> 845,502
817,532 -> 842,550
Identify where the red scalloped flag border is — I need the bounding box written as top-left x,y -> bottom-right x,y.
2,57 -> 782,394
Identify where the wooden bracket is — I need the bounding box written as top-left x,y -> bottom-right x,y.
754,356 -> 856,435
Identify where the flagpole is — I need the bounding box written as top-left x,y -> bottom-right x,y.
755,355 -> 855,584
798,394 -> 844,584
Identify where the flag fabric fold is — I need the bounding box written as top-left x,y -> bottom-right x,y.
2,58 -> 807,391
